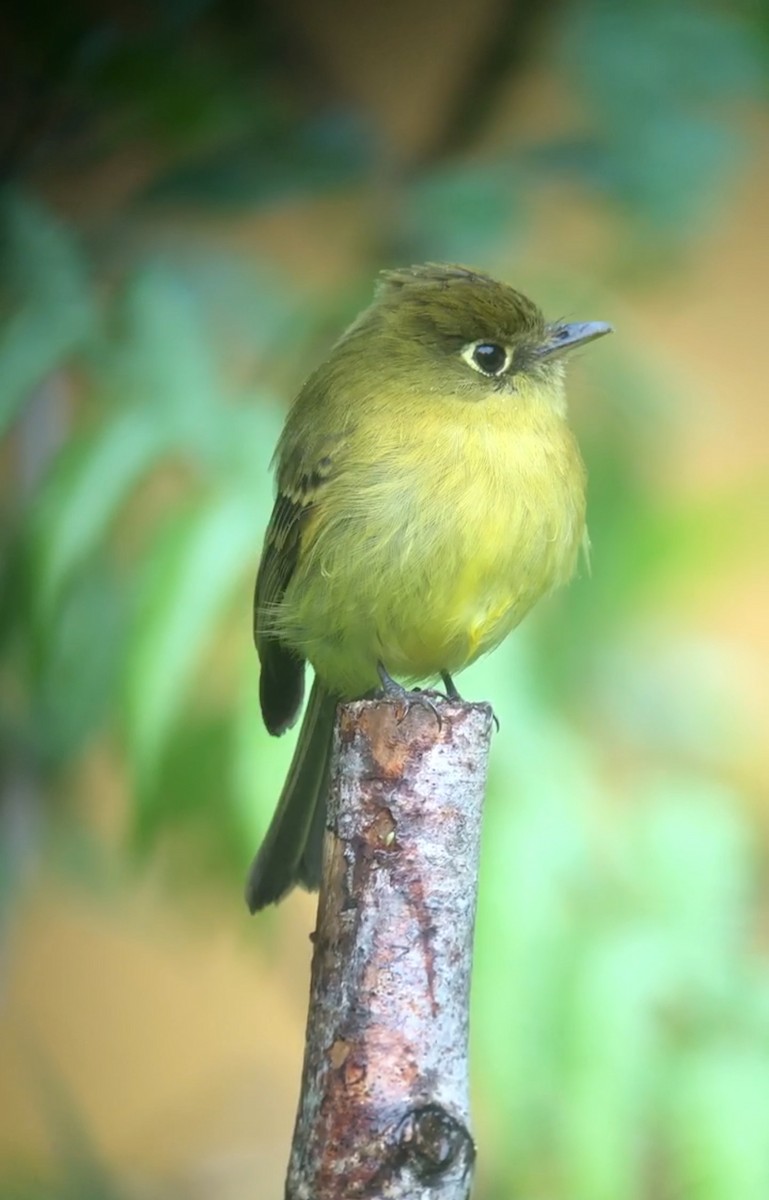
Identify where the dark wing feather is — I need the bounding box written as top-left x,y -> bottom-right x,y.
254,491 -> 307,735
254,450 -> 338,736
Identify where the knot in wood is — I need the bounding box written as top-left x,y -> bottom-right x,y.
397,1104 -> 474,1182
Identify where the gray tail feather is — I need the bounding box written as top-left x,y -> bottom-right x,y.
245,678 -> 337,912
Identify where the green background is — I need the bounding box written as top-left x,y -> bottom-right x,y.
1,0 -> 768,1196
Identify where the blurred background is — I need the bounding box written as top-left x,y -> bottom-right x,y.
1,0 -> 768,1196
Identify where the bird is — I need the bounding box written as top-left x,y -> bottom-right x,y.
245,263 -> 611,911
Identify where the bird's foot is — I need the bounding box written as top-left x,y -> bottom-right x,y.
440,671 -> 461,700
377,662 -> 443,729
440,670 -> 499,731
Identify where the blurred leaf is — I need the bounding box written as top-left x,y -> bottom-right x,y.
563,1 -> 762,111
29,408 -> 165,615
403,162 -> 523,261
473,642 -> 598,1162
556,0 -> 761,226
558,928 -> 667,1200
0,756 -> 41,920
473,636 -> 767,1197
138,249 -> 322,373
133,711 -> 242,866
668,1045 -> 769,1200
103,265 -> 223,457
0,1053 -> 128,1199
0,1168 -> 124,1200
143,111 -> 374,208
593,634 -> 757,770
123,489 -> 257,789
33,563 -> 125,767
628,780 -> 754,967
0,193 -> 94,435
229,658 -> 296,863
92,35 -> 250,149
530,332 -> 768,700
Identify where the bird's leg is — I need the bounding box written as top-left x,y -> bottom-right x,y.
440,670 -> 461,700
376,661 -> 442,729
440,668 -> 499,731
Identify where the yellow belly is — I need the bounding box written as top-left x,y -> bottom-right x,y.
372,479 -> 583,681
276,408 -> 586,697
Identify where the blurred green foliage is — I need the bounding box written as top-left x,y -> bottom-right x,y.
1,0 -> 768,1196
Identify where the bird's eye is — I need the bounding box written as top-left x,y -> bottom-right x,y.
460,341 -> 511,377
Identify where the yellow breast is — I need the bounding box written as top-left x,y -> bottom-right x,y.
278,390 -> 587,696
385,411 -> 586,676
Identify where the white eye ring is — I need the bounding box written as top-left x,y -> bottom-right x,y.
460,340 -> 512,377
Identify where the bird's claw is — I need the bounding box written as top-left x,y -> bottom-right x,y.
377,663 -> 443,730
394,690 -> 443,731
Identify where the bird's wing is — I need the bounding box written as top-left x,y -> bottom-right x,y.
254,445 -> 339,735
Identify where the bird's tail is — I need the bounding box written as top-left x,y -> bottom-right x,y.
245,677 -> 338,912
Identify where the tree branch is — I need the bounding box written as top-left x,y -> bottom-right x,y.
286,695 -> 494,1200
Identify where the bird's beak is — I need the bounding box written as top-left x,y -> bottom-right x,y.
537,320 -> 613,361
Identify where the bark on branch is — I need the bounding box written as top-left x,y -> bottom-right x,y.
286,696 -> 494,1200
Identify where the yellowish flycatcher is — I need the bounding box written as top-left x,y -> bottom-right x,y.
246,263 -> 611,911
